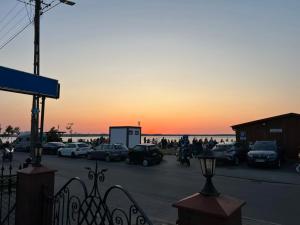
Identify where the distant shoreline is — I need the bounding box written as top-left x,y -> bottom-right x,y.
61,133 -> 235,137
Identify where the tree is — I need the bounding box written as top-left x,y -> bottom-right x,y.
4,125 -> 14,137
66,123 -> 74,138
4,125 -> 14,142
13,127 -> 20,136
46,127 -> 62,142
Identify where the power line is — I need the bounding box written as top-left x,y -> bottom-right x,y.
0,13 -> 29,43
0,5 -> 27,35
42,0 -> 62,14
24,2 -> 33,23
0,0 -> 62,51
0,21 -> 32,50
0,1 -> 20,25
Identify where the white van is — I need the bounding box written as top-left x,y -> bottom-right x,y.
13,132 -> 31,152
13,132 -> 47,152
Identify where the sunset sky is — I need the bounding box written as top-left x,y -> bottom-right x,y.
0,0 -> 300,134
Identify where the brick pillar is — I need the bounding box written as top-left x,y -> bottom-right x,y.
15,166 -> 56,225
173,193 -> 246,225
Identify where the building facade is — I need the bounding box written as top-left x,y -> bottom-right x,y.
231,113 -> 300,159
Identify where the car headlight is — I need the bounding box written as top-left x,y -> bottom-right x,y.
247,153 -> 253,158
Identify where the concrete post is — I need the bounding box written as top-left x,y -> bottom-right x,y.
173,193 -> 246,225
15,166 -> 56,225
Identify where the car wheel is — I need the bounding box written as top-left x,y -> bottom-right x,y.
71,152 -> 75,158
87,154 -> 92,160
296,164 -> 300,174
126,158 -> 131,164
142,159 -> 149,167
105,155 -> 110,162
58,151 -> 62,157
234,157 -> 240,166
25,146 -> 30,152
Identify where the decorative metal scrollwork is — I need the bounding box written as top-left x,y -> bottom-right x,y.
50,162 -> 153,225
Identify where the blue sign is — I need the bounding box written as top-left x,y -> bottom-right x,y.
0,66 -> 60,98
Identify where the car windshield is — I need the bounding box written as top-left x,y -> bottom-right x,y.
253,142 -> 276,151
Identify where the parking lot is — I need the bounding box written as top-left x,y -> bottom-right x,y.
11,152 -> 300,225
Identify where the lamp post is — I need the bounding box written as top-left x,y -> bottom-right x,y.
198,150 -> 220,197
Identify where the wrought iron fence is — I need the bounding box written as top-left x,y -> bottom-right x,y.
47,162 -> 153,225
0,161 -> 21,225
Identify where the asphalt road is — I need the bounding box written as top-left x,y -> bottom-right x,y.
12,153 -> 300,225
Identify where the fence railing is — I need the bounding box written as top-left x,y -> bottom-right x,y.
0,162 -> 21,225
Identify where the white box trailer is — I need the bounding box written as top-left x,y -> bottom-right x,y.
109,126 -> 141,148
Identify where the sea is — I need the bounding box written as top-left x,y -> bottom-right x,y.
1,134 -> 236,143
57,134 -> 236,143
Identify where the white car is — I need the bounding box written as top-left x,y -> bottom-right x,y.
57,142 -> 91,157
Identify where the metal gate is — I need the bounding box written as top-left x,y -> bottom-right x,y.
46,163 -> 153,225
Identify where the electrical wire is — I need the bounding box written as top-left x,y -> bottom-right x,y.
0,21 -> 32,50
0,1 -> 20,25
0,0 -> 63,51
42,1 -> 62,14
0,13 -> 29,42
24,2 -> 33,23
0,5 -> 27,35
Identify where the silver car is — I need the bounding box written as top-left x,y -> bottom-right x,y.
87,144 -> 128,161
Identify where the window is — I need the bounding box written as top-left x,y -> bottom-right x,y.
135,131 -> 139,135
149,146 -> 158,151
128,130 -> 133,135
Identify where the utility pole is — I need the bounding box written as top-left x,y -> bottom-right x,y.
29,0 -> 75,166
30,0 -> 41,166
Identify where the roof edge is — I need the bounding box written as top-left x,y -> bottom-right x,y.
231,113 -> 300,129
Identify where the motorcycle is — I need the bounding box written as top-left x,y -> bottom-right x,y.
177,148 -> 191,167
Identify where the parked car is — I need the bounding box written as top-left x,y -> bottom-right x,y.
212,143 -> 244,165
247,141 -> 281,168
0,142 -> 13,161
13,132 -> 47,152
43,142 -> 65,155
127,144 -> 163,166
57,142 -> 91,157
87,144 -> 128,161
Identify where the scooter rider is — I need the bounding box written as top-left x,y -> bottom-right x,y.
179,135 -> 191,167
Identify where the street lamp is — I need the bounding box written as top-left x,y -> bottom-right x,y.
199,150 -> 220,197
60,0 -> 76,6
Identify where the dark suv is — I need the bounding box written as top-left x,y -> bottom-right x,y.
212,142 -> 248,165
127,144 -> 163,166
247,141 -> 281,168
